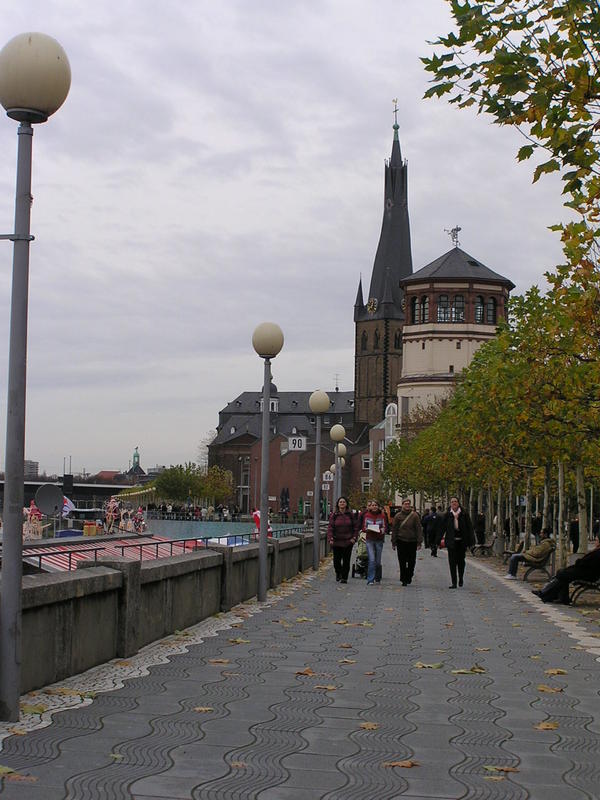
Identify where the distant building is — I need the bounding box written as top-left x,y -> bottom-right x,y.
208,386 -> 357,515
24,460 -> 39,480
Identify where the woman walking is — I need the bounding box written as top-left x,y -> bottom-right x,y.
444,496 -> 475,589
327,496 -> 357,584
361,499 -> 388,585
391,498 -> 422,585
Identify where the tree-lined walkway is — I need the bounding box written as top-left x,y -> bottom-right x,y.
0,549 -> 599,799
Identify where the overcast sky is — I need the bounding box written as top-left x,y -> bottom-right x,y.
0,0 -> 568,477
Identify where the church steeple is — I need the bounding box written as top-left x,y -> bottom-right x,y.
359,105 -> 413,322
354,105 -> 414,426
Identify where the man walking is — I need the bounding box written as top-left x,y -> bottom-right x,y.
392,499 -> 422,585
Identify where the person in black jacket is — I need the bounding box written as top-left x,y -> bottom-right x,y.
444,497 -> 475,589
327,496 -> 357,584
532,534 -> 600,604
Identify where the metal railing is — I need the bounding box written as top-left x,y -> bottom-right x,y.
21,545 -> 106,572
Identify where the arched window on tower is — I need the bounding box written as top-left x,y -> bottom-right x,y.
420,295 -> 429,322
394,330 -> 402,349
486,297 -> 497,324
437,295 -> 450,322
451,294 -> 465,322
411,296 -> 420,324
374,329 -> 380,349
361,330 -> 368,351
475,295 -> 484,323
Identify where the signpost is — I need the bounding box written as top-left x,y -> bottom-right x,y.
288,436 -> 307,451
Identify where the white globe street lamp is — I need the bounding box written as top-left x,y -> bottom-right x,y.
309,389 -> 330,570
335,443 -> 347,458
252,322 -> 284,602
330,424 -> 346,503
0,32 -> 70,722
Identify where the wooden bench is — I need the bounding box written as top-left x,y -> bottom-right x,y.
471,535 -> 496,556
522,549 -> 555,582
569,579 -> 600,605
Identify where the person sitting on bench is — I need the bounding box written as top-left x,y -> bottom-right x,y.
532,533 -> 600,604
505,528 -> 554,579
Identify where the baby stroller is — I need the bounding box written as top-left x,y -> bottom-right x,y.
351,531 -> 369,578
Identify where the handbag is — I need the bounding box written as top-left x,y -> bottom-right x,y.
439,536 -> 446,549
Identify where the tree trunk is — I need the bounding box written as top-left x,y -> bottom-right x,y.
486,484 -> 493,542
542,463 -> 551,530
496,484 -> 503,554
524,469 -> 533,550
576,463 -> 588,554
509,480 -> 517,551
557,460 -> 568,569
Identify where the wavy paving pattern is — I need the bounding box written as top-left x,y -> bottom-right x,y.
0,551 -> 598,799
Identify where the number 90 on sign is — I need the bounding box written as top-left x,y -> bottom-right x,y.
288,436 -> 307,451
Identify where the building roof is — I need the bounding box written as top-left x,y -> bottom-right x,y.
212,390 -> 356,446
401,247 -> 515,289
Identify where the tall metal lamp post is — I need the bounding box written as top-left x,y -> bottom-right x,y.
308,390 -> 330,570
330,424 -> 346,504
0,32 -> 71,722
252,322 -> 284,602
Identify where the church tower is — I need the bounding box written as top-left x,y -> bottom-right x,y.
354,111 -> 413,426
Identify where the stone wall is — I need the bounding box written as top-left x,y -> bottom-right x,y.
16,530 -> 329,694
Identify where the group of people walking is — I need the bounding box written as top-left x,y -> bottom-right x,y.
327,496 -> 476,589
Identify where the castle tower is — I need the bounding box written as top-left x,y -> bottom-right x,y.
354,113 -> 413,425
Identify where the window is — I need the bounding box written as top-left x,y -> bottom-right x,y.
361,479 -> 372,493
361,330 -> 368,351
475,295 -> 484,323
420,295 -> 429,322
362,455 -> 370,471
394,330 -> 402,349
411,296 -> 420,324
486,297 -> 497,324
449,364 -> 454,374
451,294 -> 465,322
456,341 -> 461,349
269,399 -> 279,412
437,295 -> 450,322
291,427 -> 297,434
230,426 -> 236,434
374,329 -> 380,349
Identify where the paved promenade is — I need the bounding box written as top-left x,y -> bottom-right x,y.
1,547 -> 599,799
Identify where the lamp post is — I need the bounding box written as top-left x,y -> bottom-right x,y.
252,322 -> 284,602
330,424 -> 346,504
0,33 -> 70,722
309,390 -> 330,570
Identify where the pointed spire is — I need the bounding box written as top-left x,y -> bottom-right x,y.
354,276 -> 364,307
390,98 -> 402,167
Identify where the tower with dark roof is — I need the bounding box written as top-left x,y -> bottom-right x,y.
396,246 -> 514,432
354,116 -> 413,425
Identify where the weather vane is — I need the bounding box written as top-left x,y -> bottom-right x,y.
444,225 -> 462,247
392,98 -> 399,125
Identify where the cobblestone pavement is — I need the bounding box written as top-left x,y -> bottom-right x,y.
1,548 -> 599,799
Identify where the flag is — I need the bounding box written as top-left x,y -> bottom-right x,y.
62,496 -> 75,518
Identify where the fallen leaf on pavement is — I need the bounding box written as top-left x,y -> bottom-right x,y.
382,760 -> 419,768
537,685 -> 563,694
339,643 -> 353,649
451,665 -> 486,674
334,619 -> 349,625
296,617 -> 313,623
534,721 -> 559,730
414,661 -> 444,669
208,658 -> 229,665
544,668 -> 567,676
484,765 -> 519,773
229,638 -> 250,644
0,766 -> 15,775
339,658 -> 356,664
296,667 -> 316,676
313,685 -> 337,691
484,775 -> 505,781
231,761 -> 247,768
115,661 -> 131,667
5,773 -> 38,783
475,648 -> 490,652
193,707 -> 214,713
20,704 -> 47,715
359,722 -> 379,730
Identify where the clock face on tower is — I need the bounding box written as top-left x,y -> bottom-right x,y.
367,297 -> 378,314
